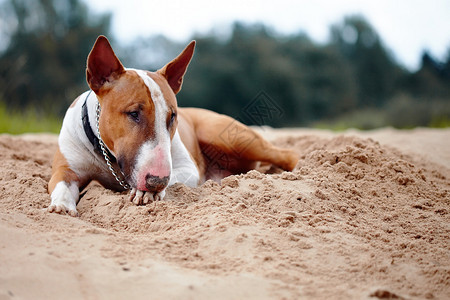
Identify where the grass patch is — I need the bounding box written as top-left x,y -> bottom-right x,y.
313,96 -> 450,130
429,115 -> 450,128
0,102 -> 62,134
313,108 -> 388,130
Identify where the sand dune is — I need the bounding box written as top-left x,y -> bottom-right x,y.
0,128 -> 449,299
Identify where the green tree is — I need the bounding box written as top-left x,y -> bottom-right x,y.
330,15 -> 405,107
0,0 -> 111,115
179,22 -> 357,126
404,51 -> 450,98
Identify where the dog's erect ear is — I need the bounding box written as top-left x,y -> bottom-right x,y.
158,40 -> 196,94
86,35 -> 125,94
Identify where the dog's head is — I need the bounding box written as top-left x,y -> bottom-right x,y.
86,35 -> 195,193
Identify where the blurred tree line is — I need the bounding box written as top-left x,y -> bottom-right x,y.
1,0 -> 449,128
0,0 -> 111,115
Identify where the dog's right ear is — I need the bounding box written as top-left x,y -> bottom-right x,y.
86,36 -> 125,94
158,40 -> 196,95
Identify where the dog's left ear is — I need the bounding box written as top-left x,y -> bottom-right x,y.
158,40 -> 196,94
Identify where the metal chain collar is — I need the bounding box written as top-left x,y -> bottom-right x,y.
95,101 -> 131,190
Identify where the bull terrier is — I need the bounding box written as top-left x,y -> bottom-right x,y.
48,36 -> 298,216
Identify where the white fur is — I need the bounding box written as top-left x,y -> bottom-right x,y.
129,69 -> 199,204
130,69 -> 173,186
131,69 -> 199,188
169,130 -> 200,187
49,181 -> 79,215
59,91 -> 113,180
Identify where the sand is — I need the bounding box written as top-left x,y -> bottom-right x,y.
0,128 -> 449,299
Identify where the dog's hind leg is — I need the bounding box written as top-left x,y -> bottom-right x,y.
215,119 -> 298,171
188,109 -> 299,172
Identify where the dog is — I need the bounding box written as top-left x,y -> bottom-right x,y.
47,36 -> 299,216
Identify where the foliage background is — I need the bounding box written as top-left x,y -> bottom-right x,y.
0,0 -> 449,132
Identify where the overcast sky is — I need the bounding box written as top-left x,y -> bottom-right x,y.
89,0 -> 450,71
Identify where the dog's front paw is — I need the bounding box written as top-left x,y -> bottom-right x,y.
48,181 -> 79,217
48,204 -> 79,217
128,188 -> 166,205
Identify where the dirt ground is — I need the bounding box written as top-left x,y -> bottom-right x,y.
0,127 -> 449,299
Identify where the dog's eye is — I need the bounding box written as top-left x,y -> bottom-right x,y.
168,111 -> 176,128
127,111 -> 140,123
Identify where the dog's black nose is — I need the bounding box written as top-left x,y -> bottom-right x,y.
145,174 -> 169,193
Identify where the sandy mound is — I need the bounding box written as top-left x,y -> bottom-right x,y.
0,129 -> 449,299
